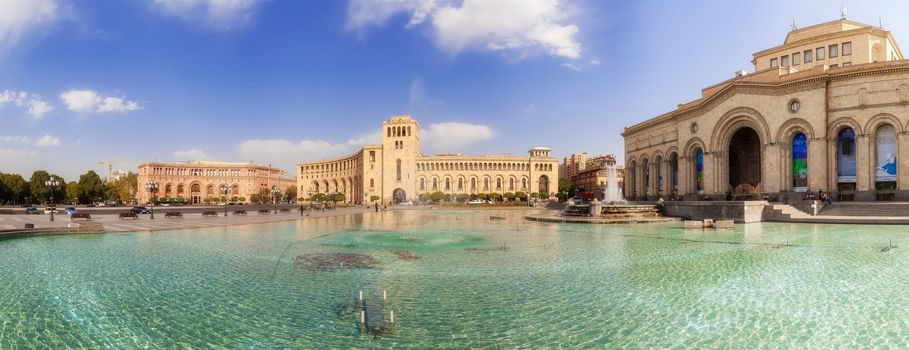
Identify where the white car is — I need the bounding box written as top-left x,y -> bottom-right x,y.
398,201 -> 414,206
43,207 -> 58,214
467,199 -> 488,205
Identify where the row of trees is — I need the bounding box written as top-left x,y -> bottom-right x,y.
0,170 -> 138,205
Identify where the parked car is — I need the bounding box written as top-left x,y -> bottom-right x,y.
131,206 -> 151,214
467,199 -> 488,205
398,201 -> 414,206
43,207 -> 58,215
63,206 -> 78,215
25,206 -> 39,215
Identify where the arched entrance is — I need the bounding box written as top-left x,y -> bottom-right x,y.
538,175 -> 550,195
392,188 -> 406,203
727,127 -> 762,194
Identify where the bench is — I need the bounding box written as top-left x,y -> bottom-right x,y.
233,210 -> 247,216
258,209 -> 271,215
0,209 -> 14,215
279,208 -> 291,214
165,212 -> 183,219
70,213 -> 92,221
119,212 -> 138,220
201,211 -> 218,217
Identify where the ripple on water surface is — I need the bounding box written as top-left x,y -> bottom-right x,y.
1,211 -> 909,348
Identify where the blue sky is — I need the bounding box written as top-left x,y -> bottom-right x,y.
2,0 -> 908,180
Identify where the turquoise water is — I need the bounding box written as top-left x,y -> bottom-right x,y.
2,210 -> 909,348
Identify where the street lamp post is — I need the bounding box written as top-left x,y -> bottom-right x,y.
45,178 -> 59,222
220,183 -> 229,217
271,185 -> 280,214
145,181 -> 158,219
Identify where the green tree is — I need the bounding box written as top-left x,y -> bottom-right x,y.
430,191 -> 444,202
65,182 -> 80,204
558,178 -> 571,196
332,193 -> 346,203
504,192 -> 515,201
489,192 -> 502,202
477,193 -> 488,200
456,193 -> 469,202
78,170 -> 105,204
1,173 -> 28,205
29,170 -> 51,204
514,191 -> 527,202
530,192 -> 540,199
238,196 -> 246,203
105,172 -> 138,203
284,186 -> 298,203
311,193 -> 325,202
370,195 -> 380,203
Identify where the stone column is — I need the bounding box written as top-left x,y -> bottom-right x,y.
855,134 -> 874,201
898,132 -> 909,200
678,156 -> 689,196
809,136 -> 828,193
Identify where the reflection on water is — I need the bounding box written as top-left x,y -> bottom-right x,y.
1,210 -> 908,348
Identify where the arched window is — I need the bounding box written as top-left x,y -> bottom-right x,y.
458,178 -> 464,190
522,178 -> 527,191
445,178 -> 451,190
694,149 -> 704,192
370,178 -> 375,188
432,178 -> 438,191
396,159 -> 402,180
655,156 -> 664,193
484,178 -> 489,191
629,161 -> 637,195
509,178 -> 515,190
419,178 -> 425,190
471,178 -> 477,191
836,128 -> 856,183
496,178 -> 502,190
875,124 -> 897,183
642,159 -> 650,195
792,132 -> 808,190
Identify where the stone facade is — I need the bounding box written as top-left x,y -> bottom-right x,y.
136,161 -> 296,204
297,116 -> 559,204
623,18 -> 909,202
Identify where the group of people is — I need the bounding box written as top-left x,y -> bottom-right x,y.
803,189 -> 833,205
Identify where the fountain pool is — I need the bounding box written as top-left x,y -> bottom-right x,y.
1,210 -> 907,348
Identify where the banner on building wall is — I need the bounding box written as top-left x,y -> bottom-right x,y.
836,128 -> 857,183
792,133 -> 808,191
876,125 -> 897,182
696,150 -> 704,192
657,165 -> 664,192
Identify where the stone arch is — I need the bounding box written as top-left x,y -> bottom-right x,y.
710,107 -> 771,151
776,117 -> 816,142
176,184 -> 185,197
828,117 -> 863,137
164,183 -> 173,197
683,137 -> 706,157
418,176 -> 426,191
864,113 -> 904,135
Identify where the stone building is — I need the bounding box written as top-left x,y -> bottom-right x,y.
136,161 -> 296,204
297,115 -> 559,204
623,18 -> 909,202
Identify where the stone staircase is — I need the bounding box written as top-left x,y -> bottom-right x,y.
818,202 -> 909,217
764,204 -> 814,221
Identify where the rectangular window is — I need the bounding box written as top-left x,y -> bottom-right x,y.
792,52 -> 801,65
829,44 -> 838,58
842,42 -> 852,56
830,64 -> 838,68
770,58 -> 778,68
804,49 -> 813,63
817,47 -> 825,60
781,55 -> 789,67
842,62 -> 851,67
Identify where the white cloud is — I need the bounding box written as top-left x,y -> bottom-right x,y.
34,134 -> 60,147
0,148 -> 37,162
0,135 -> 31,144
0,90 -> 53,119
172,149 -> 209,160
0,0 -> 59,58
522,103 -> 538,113
345,130 -> 383,146
59,90 -> 142,114
347,0 -> 581,59
561,58 -> 599,71
422,122 -> 493,152
152,0 -> 261,31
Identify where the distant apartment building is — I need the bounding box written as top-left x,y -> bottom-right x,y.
569,154 -> 623,200
560,152 -> 613,180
